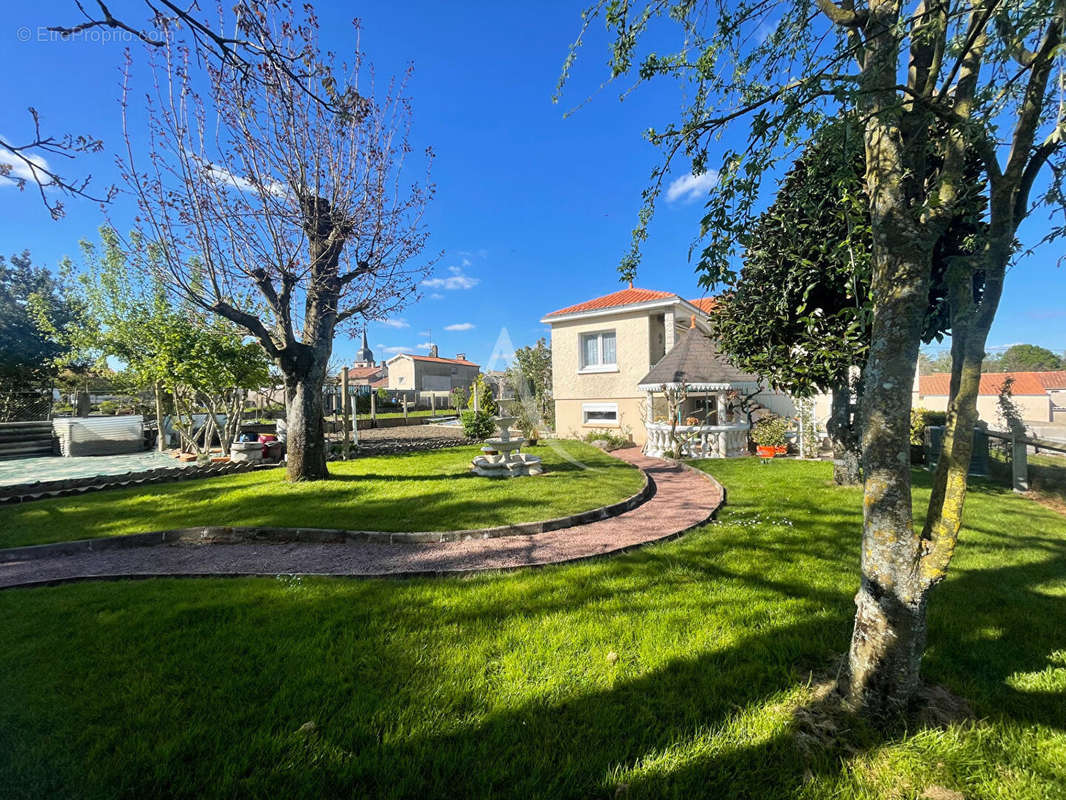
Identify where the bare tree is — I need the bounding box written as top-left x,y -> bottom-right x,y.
4,1 -> 349,218
121,5 -> 434,480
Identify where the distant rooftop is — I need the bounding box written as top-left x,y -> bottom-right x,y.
919,370 -> 1066,396
544,286 -> 717,318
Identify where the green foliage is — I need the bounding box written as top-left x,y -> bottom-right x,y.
466,374 -> 498,416
449,385 -> 467,410
0,442 -> 643,548
460,409 -> 496,440
581,428 -> 632,450
985,344 -> 1064,373
3,460 -> 1064,797
509,338 -> 554,428
910,408 -> 948,446
0,250 -> 77,385
711,118 -> 983,396
749,416 -> 790,448
995,378 -> 1027,437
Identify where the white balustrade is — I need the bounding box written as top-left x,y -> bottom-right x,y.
643,422 -> 749,459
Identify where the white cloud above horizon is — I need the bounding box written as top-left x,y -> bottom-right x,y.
0,145 -> 49,186
380,319 -> 409,329
423,264 -> 479,291
444,322 -> 474,331
666,170 -> 720,204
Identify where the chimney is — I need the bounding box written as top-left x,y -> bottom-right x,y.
429,344 -> 439,358
456,352 -> 466,361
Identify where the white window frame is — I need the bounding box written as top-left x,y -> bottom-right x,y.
578,330 -> 618,374
582,402 -> 619,427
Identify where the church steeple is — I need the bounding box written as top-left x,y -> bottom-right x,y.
355,329 -> 374,366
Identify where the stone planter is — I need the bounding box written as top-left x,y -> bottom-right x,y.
230,441 -> 264,463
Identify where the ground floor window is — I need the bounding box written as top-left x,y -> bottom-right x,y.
582,402 -> 619,426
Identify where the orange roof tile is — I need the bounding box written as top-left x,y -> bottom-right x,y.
346,366 -> 384,379
545,287 -> 676,317
404,354 -> 478,366
688,297 -> 719,313
919,371 -> 1054,396
1034,370 -> 1066,390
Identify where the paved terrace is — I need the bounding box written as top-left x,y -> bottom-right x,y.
0,449 -> 724,589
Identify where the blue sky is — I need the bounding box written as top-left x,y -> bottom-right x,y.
2,1 -> 1063,370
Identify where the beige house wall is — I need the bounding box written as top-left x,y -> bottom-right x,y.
555,398 -> 649,444
386,358 -> 416,390
913,392 -> 1052,424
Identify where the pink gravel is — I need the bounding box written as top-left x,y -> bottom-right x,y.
0,448 -> 723,588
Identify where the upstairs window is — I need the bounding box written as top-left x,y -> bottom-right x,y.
579,331 -> 617,372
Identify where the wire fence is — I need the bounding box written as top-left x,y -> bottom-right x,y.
0,386 -> 53,423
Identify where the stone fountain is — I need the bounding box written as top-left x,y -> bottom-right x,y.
471,415 -> 544,477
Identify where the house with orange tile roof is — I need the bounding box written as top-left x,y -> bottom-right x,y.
914,370 -> 1066,424
541,285 -> 814,453
385,345 -> 480,395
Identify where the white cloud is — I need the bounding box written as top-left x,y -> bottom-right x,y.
0,146 -> 49,186
418,329 -> 432,337
666,170 -> 720,204
380,319 -> 409,329
444,322 -> 474,331
416,341 -> 435,351
429,293 -> 444,301
380,345 -> 412,355
423,264 -> 479,290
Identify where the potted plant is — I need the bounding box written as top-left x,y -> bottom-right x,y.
751,416 -> 789,459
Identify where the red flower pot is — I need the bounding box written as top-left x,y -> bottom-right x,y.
756,445 -> 776,459
774,445 -> 788,455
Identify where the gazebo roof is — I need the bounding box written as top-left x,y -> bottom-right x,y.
638,325 -> 759,391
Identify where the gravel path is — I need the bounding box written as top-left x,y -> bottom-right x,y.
0,449 -> 723,589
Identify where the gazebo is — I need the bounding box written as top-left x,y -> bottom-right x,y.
637,323 -> 759,458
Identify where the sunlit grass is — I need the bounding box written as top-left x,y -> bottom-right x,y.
0,441 -> 644,548
0,458 -> 1063,798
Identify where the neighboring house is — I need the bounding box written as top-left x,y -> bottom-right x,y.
386,346 -> 480,394
915,370 -> 1066,424
541,286 -> 807,451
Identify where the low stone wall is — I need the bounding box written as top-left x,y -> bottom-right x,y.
0,460 -> 276,505
0,470 -> 653,561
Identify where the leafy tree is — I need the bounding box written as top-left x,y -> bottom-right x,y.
564,0 -> 1066,716
0,251 -> 77,420
713,119 -> 984,484
993,344 -> 1064,372
119,4 -> 434,480
508,338 -> 554,428
466,374 -> 498,417
35,229 -> 270,455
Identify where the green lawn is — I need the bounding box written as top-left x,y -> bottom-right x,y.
0,441 -> 643,549
1,459 -> 1064,798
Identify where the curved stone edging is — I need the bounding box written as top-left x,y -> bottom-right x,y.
0,470 -> 653,563
0,449 -> 726,589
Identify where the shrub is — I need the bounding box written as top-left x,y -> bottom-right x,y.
750,416 -> 790,447
910,407 -> 947,446
581,429 -> 631,451
97,400 -> 119,416
461,410 -> 496,440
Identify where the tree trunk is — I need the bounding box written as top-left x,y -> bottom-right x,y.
154,382 -> 166,452
284,370 -> 329,481
844,239 -> 933,716
827,382 -> 861,485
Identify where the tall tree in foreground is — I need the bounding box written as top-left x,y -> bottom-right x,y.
715,119 -> 985,485
122,4 -> 434,480
562,0 -> 1065,716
